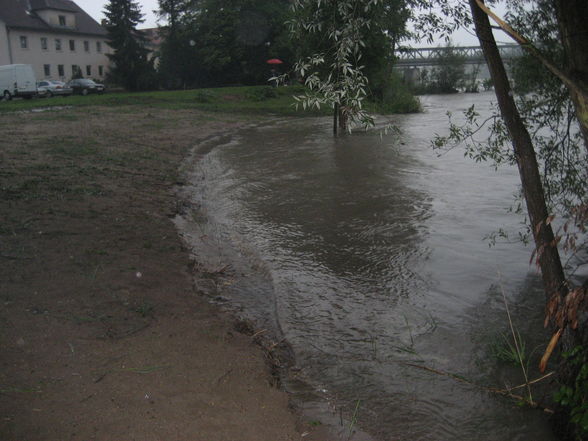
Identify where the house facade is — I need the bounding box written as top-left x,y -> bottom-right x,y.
0,0 -> 111,81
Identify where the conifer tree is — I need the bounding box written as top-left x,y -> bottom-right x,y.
103,0 -> 156,90
157,0 -> 190,88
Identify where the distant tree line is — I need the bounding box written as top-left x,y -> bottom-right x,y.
102,0 -> 415,100
102,0 -> 294,90
409,43 -> 486,95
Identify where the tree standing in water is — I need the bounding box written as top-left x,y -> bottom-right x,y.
289,0 -> 411,134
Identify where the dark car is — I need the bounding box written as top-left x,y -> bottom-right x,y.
67,79 -> 105,96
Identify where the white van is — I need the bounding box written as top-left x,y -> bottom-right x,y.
0,64 -> 37,100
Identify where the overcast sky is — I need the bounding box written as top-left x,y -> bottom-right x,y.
75,0 -> 160,28
75,0 -> 513,47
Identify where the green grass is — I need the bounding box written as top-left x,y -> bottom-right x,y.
0,85 -> 327,116
0,84 -> 419,116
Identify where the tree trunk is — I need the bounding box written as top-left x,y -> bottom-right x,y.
338,106 -> 347,132
334,103 -> 339,135
468,0 -> 566,304
470,3 -> 588,436
554,0 -> 588,152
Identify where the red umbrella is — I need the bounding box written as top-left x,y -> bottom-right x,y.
266,58 -> 284,65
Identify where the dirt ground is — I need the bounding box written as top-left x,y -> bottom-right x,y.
0,106 -> 333,441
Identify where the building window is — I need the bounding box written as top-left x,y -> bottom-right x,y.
44,64 -> 51,77
41,37 -> 48,50
58,65 -> 64,77
98,66 -> 104,76
86,65 -> 92,76
59,15 -> 66,26
72,65 -> 80,77
55,39 -> 62,51
69,40 -> 75,51
84,40 -> 90,52
20,36 -> 27,49
96,41 -> 102,53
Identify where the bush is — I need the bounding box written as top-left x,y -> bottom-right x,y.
555,346 -> 588,439
193,90 -> 217,103
374,71 -> 421,114
245,86 -> 277,102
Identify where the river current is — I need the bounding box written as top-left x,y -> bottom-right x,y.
176,92 -> 558,440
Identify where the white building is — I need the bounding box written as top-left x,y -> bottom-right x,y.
0,0 -> 111,81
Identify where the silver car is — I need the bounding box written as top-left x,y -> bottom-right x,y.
37,80 -> 73,97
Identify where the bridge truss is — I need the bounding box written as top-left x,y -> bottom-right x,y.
395,44 -> 522,67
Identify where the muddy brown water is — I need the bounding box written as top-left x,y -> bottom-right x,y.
178,92 -> 558,440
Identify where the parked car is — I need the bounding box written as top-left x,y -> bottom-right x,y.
37,80 -> 73,97
67,79 -> 105,96
0,64 -> 37,100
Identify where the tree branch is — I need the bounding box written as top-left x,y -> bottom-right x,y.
473,0 -> 588,100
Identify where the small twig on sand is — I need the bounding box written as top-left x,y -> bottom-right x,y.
0,253 -> 31,260
215,368 -> 234,385
251,329 -> 267,339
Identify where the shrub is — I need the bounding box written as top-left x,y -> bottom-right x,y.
245,86 -> 277,102
554,346 -> 588,439
193,90 -> 217,103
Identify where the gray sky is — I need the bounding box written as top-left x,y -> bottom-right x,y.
75,0 -> 161,28
75,0 -> 513,47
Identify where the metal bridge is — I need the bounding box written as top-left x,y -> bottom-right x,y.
395,44 -> 522,67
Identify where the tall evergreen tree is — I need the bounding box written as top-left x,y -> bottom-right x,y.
157,0 -> 190,88
104,0 -> 156,91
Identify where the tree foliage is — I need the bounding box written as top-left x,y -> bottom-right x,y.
156,0 -> 293,88
156,0 -> 192,87
104,0 -> 157,90
288,0 -> 415,132
412,43 -> 467,94
507,1 -> 587,219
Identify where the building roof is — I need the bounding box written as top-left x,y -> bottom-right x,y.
30,0 -> 78,12
141,28 -> 163,47
0,0 -> 107,36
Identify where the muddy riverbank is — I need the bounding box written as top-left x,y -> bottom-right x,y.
0,106 -> 331,441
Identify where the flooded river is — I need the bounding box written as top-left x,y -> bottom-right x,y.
177,92 -> 557,440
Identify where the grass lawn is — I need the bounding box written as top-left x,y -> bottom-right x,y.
0,85 -> 329,116
0,84 -> 421,116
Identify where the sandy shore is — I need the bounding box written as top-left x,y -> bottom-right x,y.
0,106 -> 332,440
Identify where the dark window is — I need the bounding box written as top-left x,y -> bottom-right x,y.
84,41 -> 90,52
44,64 -> 50,77
58,65 -> 64,77
96,41 -> 102,53
55,39 -> 62,51
86,65 -> 92,76
69,40 -> 75,51
20,36 -> 27,49
98,66 -> 104,76
59,15 -> 66,26
72,65 -> 80,76
41,37 -> 48,50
